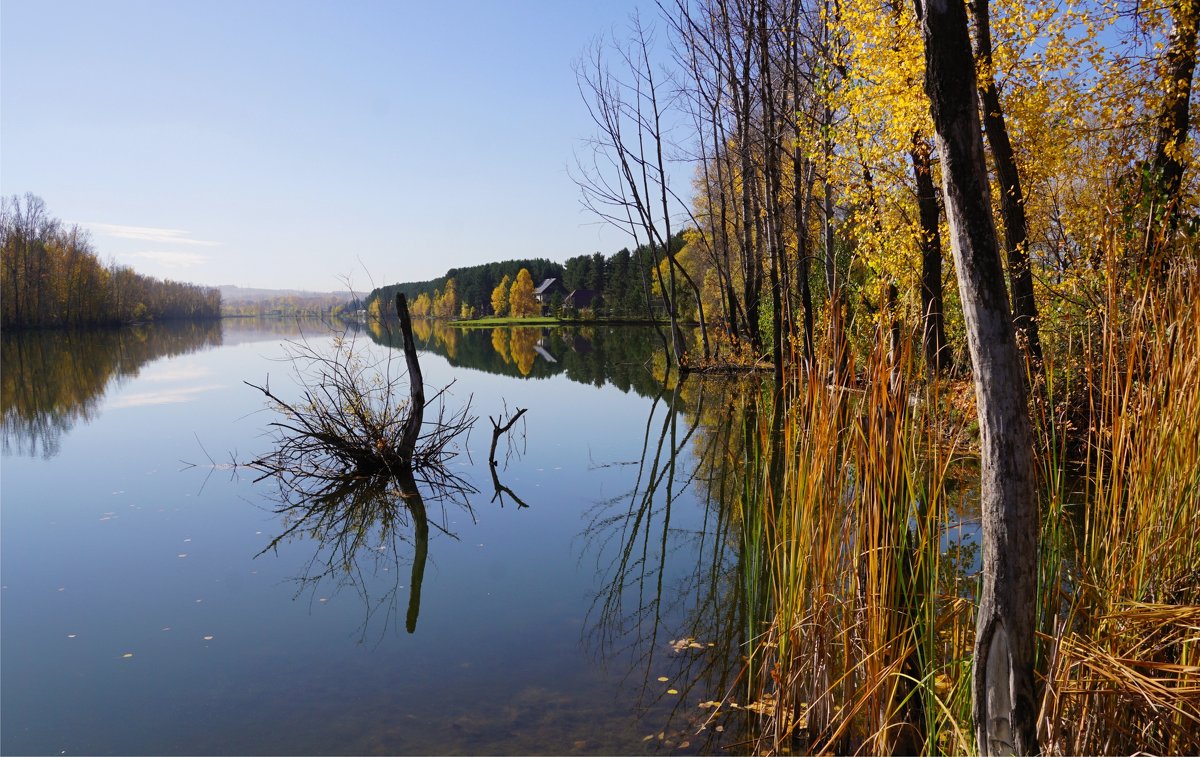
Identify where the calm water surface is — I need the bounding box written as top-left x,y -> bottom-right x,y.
2,320 -> 747,755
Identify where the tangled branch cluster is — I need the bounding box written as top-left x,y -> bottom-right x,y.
245,331 -> 475,498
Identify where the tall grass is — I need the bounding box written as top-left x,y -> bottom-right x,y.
1039,266 -> 1200,755
733,264 -> 1199,754
730,330 -> 976,755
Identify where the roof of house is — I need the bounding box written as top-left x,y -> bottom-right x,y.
534,278 -> 561,295
563,288 -> 598,308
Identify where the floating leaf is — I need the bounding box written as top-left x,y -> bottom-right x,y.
657,676 -> 669,682
667,689 -> 679,695
122,653 -> 134,659
203,635 -> 214,641
699,700 -> 722,709
66,634 -> 77,639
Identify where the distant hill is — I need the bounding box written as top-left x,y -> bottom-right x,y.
218,285 -> 357,317
217,285 -> 354,302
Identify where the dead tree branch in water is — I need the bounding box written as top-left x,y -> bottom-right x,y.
488,406 -> 529,508
488,407 -> 527,466
245,293 -> 475,490
244,293 -> 478,637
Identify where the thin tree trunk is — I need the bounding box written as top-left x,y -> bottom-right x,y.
916,0 -> 1039,753
910,134 -> 951,375
970,0 -> 1042,364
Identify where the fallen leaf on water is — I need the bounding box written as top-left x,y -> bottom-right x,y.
667,689 -> 679,695
642,735 -> 654,742
698,700 -> 722,709
67,634 -> 77,639
715,725 -> 724,733
657,676 -> 669,682
679,741 -> 691,749
202,635 -> 214,641
122,653 -> 134,659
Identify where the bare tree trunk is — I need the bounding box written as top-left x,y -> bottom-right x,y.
910,134 -> 952,375
915,0 -> 1039,753
395,293 -> 426,461
970,0 -> 1042,364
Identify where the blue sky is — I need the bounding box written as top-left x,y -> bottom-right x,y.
1,0 -> 660,293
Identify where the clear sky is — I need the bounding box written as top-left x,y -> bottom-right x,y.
1,0 -> 659,293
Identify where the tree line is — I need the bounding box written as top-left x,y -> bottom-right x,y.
573,0 -> 1196,378
367,258 -> 562,320
364,234 -> 688,321
1,194 -> 221,329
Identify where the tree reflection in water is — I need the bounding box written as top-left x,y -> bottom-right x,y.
1,321 -> 222,458
252,309 -> 478,640
256,458 -> 475,639
580,370 -> 771,752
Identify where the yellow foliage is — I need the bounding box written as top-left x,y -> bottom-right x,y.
509,268 -> 538,318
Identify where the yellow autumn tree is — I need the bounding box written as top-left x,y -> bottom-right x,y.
434,278 -> 458,319
491,274 -> 512,317
410,292 -> 432,318
509,268 -> 538,318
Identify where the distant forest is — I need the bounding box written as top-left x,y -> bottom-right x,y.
1,194 -> 221,329
365,233 -> 685,320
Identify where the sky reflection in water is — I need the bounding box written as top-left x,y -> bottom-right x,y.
1,319 -> 746,755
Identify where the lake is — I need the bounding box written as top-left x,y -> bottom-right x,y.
1,319 -> 756,755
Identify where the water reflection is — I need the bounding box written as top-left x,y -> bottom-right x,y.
367,321 -> 670,398
1,321 -> 222,458
0,317 -> 361,459
255,469 -> 463,638
577,372 -> 772,752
